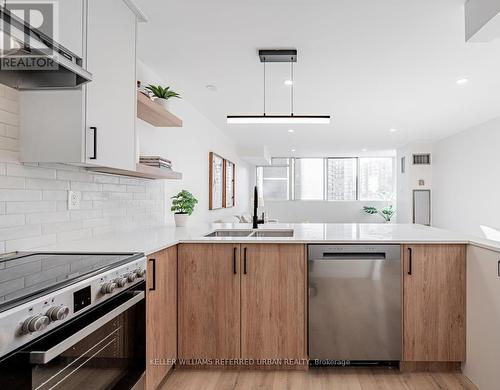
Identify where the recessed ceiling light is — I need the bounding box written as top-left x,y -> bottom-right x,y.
456,78 -> 468,85
205,84 -> 218,92
362,148 -> 367,152
284,80 -> 293,86
288,129 -> 294,133
389,128 -> 398,133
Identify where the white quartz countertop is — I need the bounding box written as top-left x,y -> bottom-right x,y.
32,222 -> 500,256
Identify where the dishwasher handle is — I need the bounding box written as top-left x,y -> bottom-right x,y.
317,252 -> 387,260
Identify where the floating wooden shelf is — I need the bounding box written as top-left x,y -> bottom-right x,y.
137,93 -> 183,127
88,164 -> 182,180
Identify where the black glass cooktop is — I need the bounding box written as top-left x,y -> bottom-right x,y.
0,252 -> 143,312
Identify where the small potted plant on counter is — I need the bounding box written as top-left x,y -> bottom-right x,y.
145,84 -> 181,110
171,190 -> 198,227
363,205 -> 396,222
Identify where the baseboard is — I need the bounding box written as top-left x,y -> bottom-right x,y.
399,361 -> 462,372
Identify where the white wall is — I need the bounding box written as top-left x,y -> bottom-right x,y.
136,61 -> 251,225
262,201 -> 392,223
396,142 -> 433,224
433,116 -> 500,239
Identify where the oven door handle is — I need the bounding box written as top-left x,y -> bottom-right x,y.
28,291 -> 144,365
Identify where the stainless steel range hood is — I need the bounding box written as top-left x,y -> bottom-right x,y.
0,6 -> 92,89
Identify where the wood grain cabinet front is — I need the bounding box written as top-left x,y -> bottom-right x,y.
146,246 -> 177,390
402,244 -> 466,362
177,243 -> 307,365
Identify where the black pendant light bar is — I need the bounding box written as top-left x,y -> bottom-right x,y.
227,49 -> 331,125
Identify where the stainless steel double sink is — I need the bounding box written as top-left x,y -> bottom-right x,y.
204,229 -> 294,238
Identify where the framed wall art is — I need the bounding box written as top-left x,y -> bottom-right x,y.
209,152 -> 224,210
224,159 -> 235,208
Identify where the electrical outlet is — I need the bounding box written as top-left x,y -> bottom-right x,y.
67,191 -> 81,210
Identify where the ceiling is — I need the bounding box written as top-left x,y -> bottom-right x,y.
136,0 -> 500,157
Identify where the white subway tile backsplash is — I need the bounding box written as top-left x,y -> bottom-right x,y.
5,234 -> 57,252
0,214 -> 24,227
70,181 -> 102,192
94,174 -> 120,184
7,164 -> 56,179
70,209 -> 101,221
56,170 -> 94,182
27,178 -> 70,190
6,201 -> 56,214
102,183 -> 126,192
42,190 -> 68,201
26,211 -> 70,224
0,224 -> 41,241
56,228 -> 92,243
42,220 -> 83,234
0,189 -> 41,201
0,88 -> 165,252
0,176 -> 25,189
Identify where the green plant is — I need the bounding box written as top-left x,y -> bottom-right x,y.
146,84 -> 181,100
363,205 -> 396,222
171,190 -> 198,215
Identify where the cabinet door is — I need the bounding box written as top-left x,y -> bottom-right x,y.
463,245 -> 500,390
146,246 -> 177,390
178,244 -> 240,360
402,244 -> 466,361
85,0 -> 136,169
241,244 -> 306,360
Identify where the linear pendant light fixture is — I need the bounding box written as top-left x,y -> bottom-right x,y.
226,49 -> 331,125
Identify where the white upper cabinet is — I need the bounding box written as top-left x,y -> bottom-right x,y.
19,0 -> 138,171
85,0 -> 136,169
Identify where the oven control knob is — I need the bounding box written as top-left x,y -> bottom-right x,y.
23,315 -> 50,333
134,268 -> 146,278
114,277 -> 128,288
125,272 -> 136,283
46,306 -> 70,322
100,282 -> 116,294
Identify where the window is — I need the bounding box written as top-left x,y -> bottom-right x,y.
256,159 -> 290,201
294,158 -> 324,200
256,157 -> 394,201
327,158 -> 357,200
358,158 -> 394,201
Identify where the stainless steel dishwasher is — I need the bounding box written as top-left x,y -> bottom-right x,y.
308,244 -> 401,364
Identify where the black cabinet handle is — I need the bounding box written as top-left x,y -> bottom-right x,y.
407,247 -> 412,275
233,247 -> 237,274
243,247 -> 247,275
149,258 -> 156,291
498,260 -> 500,277
89,126 -> 97,160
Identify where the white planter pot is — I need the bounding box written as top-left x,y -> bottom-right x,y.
174,213 -> 189,227
154,97 -> 171,111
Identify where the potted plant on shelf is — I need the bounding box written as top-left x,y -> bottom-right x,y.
363,205 -> 396,222
171,190 -> 198,227
145,84 -> 181,110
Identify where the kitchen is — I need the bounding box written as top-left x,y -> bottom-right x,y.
0,0 -> 499,389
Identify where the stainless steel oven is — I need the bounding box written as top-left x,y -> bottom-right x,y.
0,283 -> 145,390
0,252 -> 147,390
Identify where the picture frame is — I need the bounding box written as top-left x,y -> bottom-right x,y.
209,152 -> 224,210
223,159 -> 235,208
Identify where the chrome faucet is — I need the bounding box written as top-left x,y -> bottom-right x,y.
252,186 -> 264,229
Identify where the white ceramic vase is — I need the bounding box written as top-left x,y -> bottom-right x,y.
154,97 -> 171,111
174,213 -> 189,227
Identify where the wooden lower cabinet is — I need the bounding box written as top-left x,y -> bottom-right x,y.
177,244 -> 240,360
402,244 -> 466,362
177,243 -> 307,366
241,244 -> 307,360
146,246 -> 177,390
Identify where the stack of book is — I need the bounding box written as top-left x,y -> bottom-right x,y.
139,156 -> 172,170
